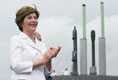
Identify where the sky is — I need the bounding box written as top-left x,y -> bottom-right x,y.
0,0 -> 118,79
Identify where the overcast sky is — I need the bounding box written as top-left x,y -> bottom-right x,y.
0,0 -> 118,79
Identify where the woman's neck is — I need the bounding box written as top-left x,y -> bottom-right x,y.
23,31 -> 36,43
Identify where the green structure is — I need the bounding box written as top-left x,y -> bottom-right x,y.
82,4 -> 86,39
101,2 -> 105,38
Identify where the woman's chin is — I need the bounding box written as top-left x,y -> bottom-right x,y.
32,29 -> 36,32
31,27 -> 37,32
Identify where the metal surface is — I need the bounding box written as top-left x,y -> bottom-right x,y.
71,26 -> 78,76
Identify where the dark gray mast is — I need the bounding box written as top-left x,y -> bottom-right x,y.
91,30 -> 95,67
90,30 -> 97,75
71,26 -> 78,76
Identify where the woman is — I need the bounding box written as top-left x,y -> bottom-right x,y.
9,6 -> 61,80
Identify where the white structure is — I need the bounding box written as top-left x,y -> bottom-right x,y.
99,38 -> 106,75
63,68 -> 70,75
99,2 -> 106,75
80,4 -> 87,75
51,70 -> 57,76
80,39 -> 87,75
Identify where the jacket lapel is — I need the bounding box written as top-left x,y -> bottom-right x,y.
20,32 -> 41,52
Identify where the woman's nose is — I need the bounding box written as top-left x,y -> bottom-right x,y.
32,18 -> 37,22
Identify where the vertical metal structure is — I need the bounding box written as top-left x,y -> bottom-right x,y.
90,30 -> 97,75
82,4 -> 86,39
101,2 -> 105,38
99,2 -> 106,75
71,26 -> 78,76
91,30 -> 96,67
80,4 -> 87,75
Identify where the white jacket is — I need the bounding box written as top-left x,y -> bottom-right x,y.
9,32 -> 49,80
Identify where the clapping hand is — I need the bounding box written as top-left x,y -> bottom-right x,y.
49,46 -> 61,58
43,46 -> 61,64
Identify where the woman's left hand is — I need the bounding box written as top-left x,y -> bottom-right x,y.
49,46 -> 61,58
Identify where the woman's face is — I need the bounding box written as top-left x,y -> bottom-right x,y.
22,13 -> 38,33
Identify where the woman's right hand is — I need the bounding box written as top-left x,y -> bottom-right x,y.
33,46 -> 61,68
42,47 -> 55,64
42,46 -> 61,64
33,48 -> 54,68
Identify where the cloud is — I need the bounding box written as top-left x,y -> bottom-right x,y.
37,16 -> 74,46
37,16 -> 76,74
105,15 -> 118,75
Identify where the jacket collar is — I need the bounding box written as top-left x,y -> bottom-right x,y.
19,32 -> 41,52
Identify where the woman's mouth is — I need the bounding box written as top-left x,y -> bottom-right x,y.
30,24 -> 37,27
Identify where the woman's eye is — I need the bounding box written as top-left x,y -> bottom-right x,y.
27,16 -> 32,19
34,16 -> 38,19
27,16 -> 37,20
